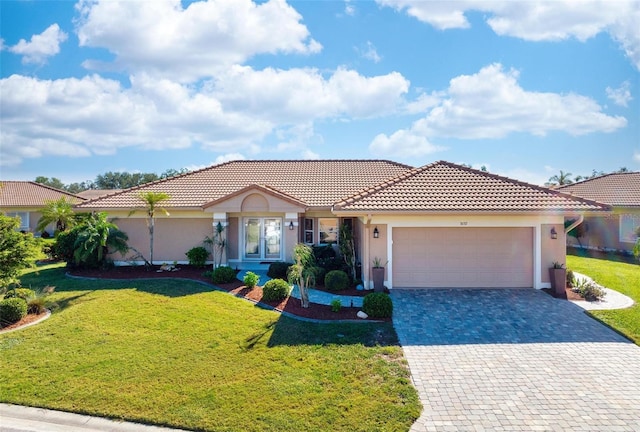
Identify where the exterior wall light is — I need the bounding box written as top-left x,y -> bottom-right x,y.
373,226 -> 379,238
550,227 -> 558,239
289,221 -> 295,230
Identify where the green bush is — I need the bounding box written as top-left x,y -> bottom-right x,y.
262,279 -> 291,302
4,288 -> 36,301
325,270 -> 349,291
362,293 -> 393,318
309,266 -> 326,286
243,271 -> 260,289
573,279 -> 606,301
0,297 -> 28,326
267,262 -> 292,279
331,299 -> 342,313
27,297 -> 47,314
566,269 -> 576,288
186,246 -> 209,268
211,266 -> 237,284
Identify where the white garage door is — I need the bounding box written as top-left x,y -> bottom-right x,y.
392,227 -> 533,288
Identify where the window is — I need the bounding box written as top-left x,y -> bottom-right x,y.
5,212 -> 29,231
318,218 -> 338,244
620,214 -> 640,243
304,218 -> 314,244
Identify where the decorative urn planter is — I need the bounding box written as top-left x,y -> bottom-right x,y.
372,267 -> 385,292
549,263 -> 567,299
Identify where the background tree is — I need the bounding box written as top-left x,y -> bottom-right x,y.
131,192 -> 170,265
634,227 -> 640,263
546,170 -> 574,186
34,176 -> 66,191
0,214 -> 42,291
36,197 -> 77,233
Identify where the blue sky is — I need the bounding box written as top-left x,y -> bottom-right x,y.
1,0 -> 638,186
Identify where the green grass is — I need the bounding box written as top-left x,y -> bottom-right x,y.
567,252 -> 640,345
1,264 -> 420,431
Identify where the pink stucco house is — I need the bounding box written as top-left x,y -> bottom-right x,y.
76,160 -> 608,290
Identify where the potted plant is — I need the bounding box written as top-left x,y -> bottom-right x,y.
372,257 -> 386,292
549,262 -> 567,298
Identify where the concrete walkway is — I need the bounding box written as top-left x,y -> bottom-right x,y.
0,404 -> 190,432
392,288 -> 640,431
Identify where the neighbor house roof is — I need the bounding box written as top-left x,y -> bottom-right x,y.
556,172 -> 640,208
333,161 -> 610,213
77,160 -> 412,209
76,189 -> 122,200
0,181 -> 85,208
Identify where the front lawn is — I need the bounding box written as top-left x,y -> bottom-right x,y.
0,264 -> 421,431
567,253 -> 640,345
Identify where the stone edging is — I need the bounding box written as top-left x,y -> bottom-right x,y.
0,309 -> 51,334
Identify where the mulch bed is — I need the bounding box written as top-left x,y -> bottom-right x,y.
66,265 -> 384,322
0,311 -> 48,333
542,286 -> 585,301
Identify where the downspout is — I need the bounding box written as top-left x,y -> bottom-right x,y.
565,215 -> 584,234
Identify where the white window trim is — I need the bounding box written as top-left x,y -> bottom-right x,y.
619,213 -> 640,243
6,211 -> 30,231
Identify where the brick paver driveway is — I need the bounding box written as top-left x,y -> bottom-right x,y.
391,289 -> 640,431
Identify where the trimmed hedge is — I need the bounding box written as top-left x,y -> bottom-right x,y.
267,262 -> 292,280
262,279 -> 291,302
362,293 -> 393,318
211,266 -> 237,284
325,270 -> 349,291
0,298 -> 28,326
186,246 -> 209,268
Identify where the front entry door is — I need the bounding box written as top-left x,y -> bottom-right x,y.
244,218 -> 282,260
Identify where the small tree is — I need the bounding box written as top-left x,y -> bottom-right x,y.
210,221 -> 226,268
73,212 -> 129,267
634,226 -> 640,263
131,192 -> 170,265
339,222 -> 356,281
0,214 -> 41,292
36,197 -> 76,233
287,243 -> 316,308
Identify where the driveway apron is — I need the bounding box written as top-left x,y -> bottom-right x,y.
391,289 -> 640,432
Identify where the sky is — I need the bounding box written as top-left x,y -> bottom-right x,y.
1,0 -> 639,187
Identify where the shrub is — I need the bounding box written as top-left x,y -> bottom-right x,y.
573,279 -> 606,301
566,269 -> 576,288
27,297 -> 47,314
0,297 -> 28,326
267,262 -> 292,279
325,270 -> 349,291
263,279 -> 291,302
186,246 -> 209,268
362,293 -> 393,318
4,288 -> 36,301
243,271 -> 260,288
309,266 -> 326,286
331,299 -> 342,313
211,266 -> 237,284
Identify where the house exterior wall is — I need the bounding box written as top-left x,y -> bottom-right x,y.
567,208 -> 639,253
352,214 -> 565,289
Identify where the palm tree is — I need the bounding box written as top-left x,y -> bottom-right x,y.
36,197 -> 76,233
547,170 -> 574,186
73,212 -> 129,267
132,191 -> 170,265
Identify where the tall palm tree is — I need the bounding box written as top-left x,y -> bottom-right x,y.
36,197 -> 76,233
132,191 -> 170,265
547,170 -> 574,186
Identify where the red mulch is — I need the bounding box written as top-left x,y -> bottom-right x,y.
0,311 -> 48,333
542,286 -> 585,301
67,265 -> 383,322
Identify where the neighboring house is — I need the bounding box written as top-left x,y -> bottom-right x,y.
557,172 -> 640,254
76,189 -> 122,200
0,181 -> 85,235
77,160 -> 608,290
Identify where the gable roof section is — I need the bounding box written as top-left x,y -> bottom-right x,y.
333,161 -> 609,213
0,181 -> 85,208
556,172 -> 640,207
77,160 -> 412,209
202,184 -> 308,209
76,189 -> 122,200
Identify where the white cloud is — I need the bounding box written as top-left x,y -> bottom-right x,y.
369,63 -> 626,159
634,151 -> 640,163
344,0 -> 356,16
377,0 -> 640,70
1,65 -> 410,166
359,41 -> 382,63
215,153 -> 247,164
8,24 -> 67,64
75,0 -> 322,82
606,81 -> 633,107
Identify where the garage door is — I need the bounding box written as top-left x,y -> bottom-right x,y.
392,227 -> 533,288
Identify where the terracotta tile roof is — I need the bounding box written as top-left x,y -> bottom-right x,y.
334,161 -> 609,213
202,184 -> 308,209
77,160 -> 412,209
76,189 -> 122,200
0,181 -> 85,208
556,172 -> 640,207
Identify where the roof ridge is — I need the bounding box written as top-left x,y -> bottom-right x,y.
557,171 -> 640,189
25,181 -> 87,201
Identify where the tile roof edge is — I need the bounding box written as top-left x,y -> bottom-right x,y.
556,171 -> 640,190
201,184 -> 308,209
